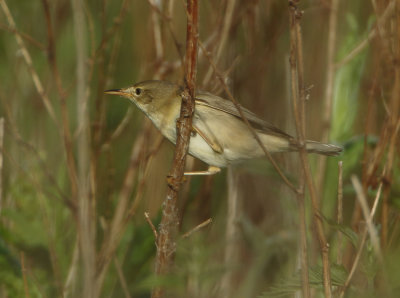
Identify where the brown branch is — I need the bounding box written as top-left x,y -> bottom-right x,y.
151,0 -> 198,297
288,1 -> 332,297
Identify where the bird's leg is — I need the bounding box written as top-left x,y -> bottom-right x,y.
192,125 -> 223,154
184,166 -> 221,176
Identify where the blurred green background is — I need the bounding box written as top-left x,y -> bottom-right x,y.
0,0 -> 399,297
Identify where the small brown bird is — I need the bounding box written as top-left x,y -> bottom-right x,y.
105,80 -> 342,175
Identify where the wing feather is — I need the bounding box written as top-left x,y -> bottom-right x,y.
195,91 -> 293,140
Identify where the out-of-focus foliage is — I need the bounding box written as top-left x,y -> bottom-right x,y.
0,0 -> 399,297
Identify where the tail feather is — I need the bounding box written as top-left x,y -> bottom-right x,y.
305,140 -> 343,156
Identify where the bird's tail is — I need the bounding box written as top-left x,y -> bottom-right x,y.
304,140 -> 343,156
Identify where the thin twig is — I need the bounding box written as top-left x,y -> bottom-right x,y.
181,218 -> 212,239
145,212 -> 158,240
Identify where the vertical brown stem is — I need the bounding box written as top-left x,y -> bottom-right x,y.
151,0 -> 198,297
288,1 -> 332,297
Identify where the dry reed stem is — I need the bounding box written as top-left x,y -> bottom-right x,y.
288,1 -> 332,297
0,0 -> 56,122
152,1 -> 198,297
291,4 -> 309,296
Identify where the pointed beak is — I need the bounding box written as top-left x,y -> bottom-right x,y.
104,88 -> 129,97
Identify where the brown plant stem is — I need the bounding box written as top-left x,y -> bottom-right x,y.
151,0 -> 198,297
288,1 -> 332,297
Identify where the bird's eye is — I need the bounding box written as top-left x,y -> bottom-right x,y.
135,88 -> 142,95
